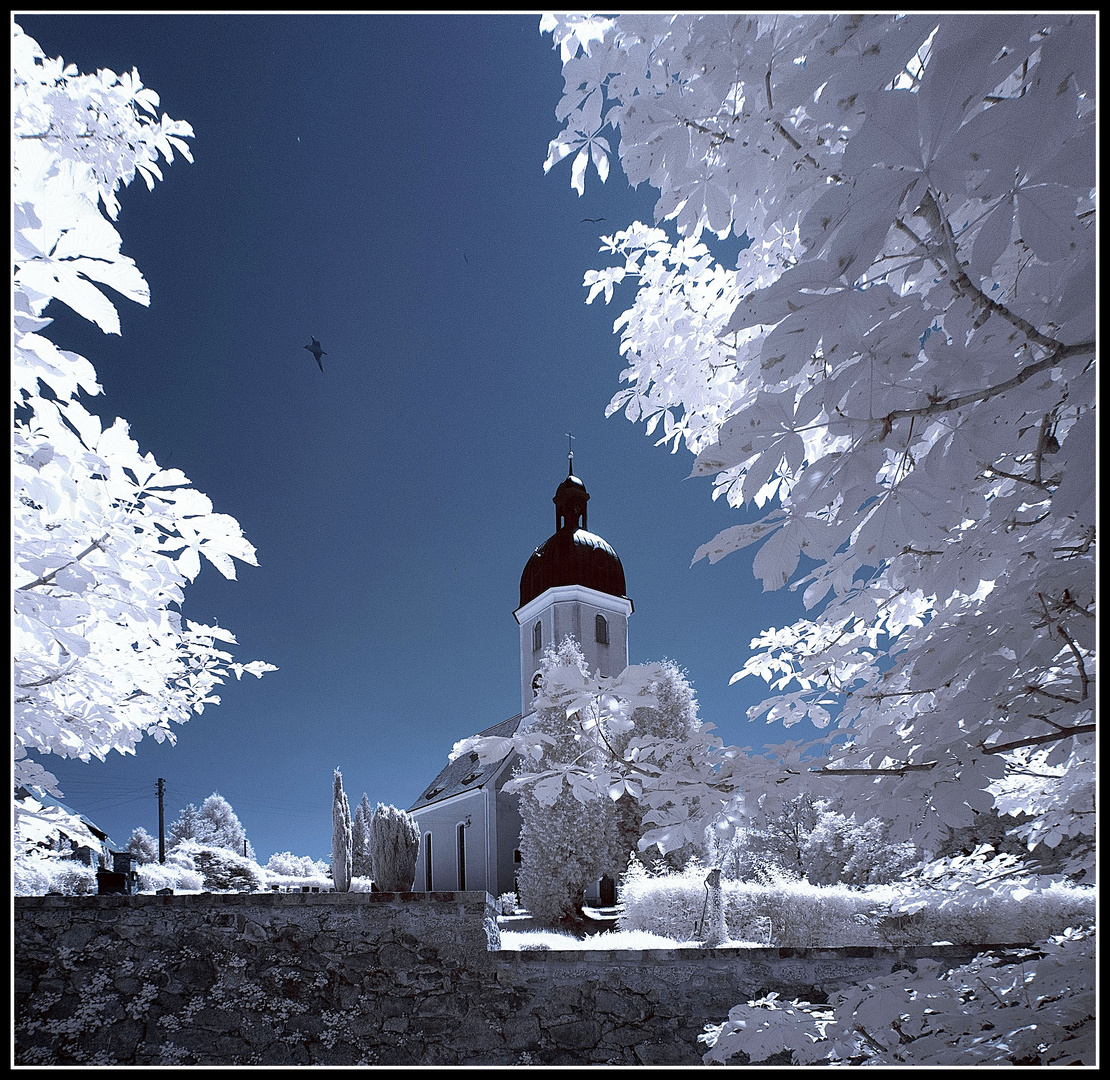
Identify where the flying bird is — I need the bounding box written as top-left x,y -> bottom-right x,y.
304,337 -> 326,371
581,217 -> 606,223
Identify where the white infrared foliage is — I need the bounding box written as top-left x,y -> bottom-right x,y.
12,25 -> 275,798
535,13 -> 1095,1064
455,644 -> 745,858
540,10 -> 1094,872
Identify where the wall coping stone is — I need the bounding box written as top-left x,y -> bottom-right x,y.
501,942 -> 1035,962
15,889 -> 496,910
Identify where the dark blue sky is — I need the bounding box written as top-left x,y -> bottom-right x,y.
17,13 -> 814,862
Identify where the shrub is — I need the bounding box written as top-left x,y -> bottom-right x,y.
13,854 -> 97,896
617,865 -> 1096,948
265,851 -> 329,877
136,860 -> 204,893
170,840 -> 264,892
369,803 -> 419,892
617,860 -> 709,941
875,880 -> 1096,946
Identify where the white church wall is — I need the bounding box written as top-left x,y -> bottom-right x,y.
412,788 -> 489,893
514,585 -> 632,717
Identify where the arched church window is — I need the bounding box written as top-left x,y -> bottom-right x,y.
456,823 -> 467,891
532,621 -> 542,652
595,613 -> 609,645
531,671 -> 543,697
424,833 -> 432,892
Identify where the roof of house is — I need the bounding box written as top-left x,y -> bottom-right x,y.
407,713 -> 523,813
14,786 -> 116,850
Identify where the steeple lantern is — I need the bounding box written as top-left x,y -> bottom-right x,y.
554,454 -> 589,532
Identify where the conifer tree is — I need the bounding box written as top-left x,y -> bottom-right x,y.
352,793 -> 374,879
124,826 -> 158,865
197,792 -> 253,859
331,769 -> 352,893
167,803 -> 203,848
368,804 -> 419,893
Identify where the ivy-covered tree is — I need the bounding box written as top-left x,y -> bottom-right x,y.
615,660 -> 711,872
12,23 -> 274,805
508,639 -> 652,926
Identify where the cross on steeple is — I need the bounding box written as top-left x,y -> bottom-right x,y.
565,432 -> 575,473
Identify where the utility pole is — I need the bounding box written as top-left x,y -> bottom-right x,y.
157,778 -> 166,864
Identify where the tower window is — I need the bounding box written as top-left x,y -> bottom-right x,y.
532,621 -> 542,652
595,613 -> 609,645
531,671 -> 543,698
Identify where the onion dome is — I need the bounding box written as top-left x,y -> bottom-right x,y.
519,457 -> 629,608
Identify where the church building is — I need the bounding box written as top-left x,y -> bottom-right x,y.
408,457 -> 632,899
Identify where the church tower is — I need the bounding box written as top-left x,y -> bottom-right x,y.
514,456 -> 633,717
409,453 -> 635,898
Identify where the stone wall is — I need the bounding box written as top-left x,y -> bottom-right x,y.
16,892 -> 993,1066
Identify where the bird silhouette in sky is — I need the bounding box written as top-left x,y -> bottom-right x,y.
304,337 -> 326,371
581,217 -> 606,223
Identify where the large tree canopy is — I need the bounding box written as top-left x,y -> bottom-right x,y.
525,13 -> 1094,1065
539,11 -> 1094,871
12,25 -> 274,798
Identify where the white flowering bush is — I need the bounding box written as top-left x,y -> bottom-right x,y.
616,861 -> 710,942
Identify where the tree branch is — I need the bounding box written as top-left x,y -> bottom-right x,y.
1023,684 -> 1080,705
17,533 -> 110,591
980,724 -> 1095,756
1038,591 -> 1090,700
874,342 -> 1093,433
982,465 -> 1052,491
16,668 -> 75,689
810,761 -> 938,776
